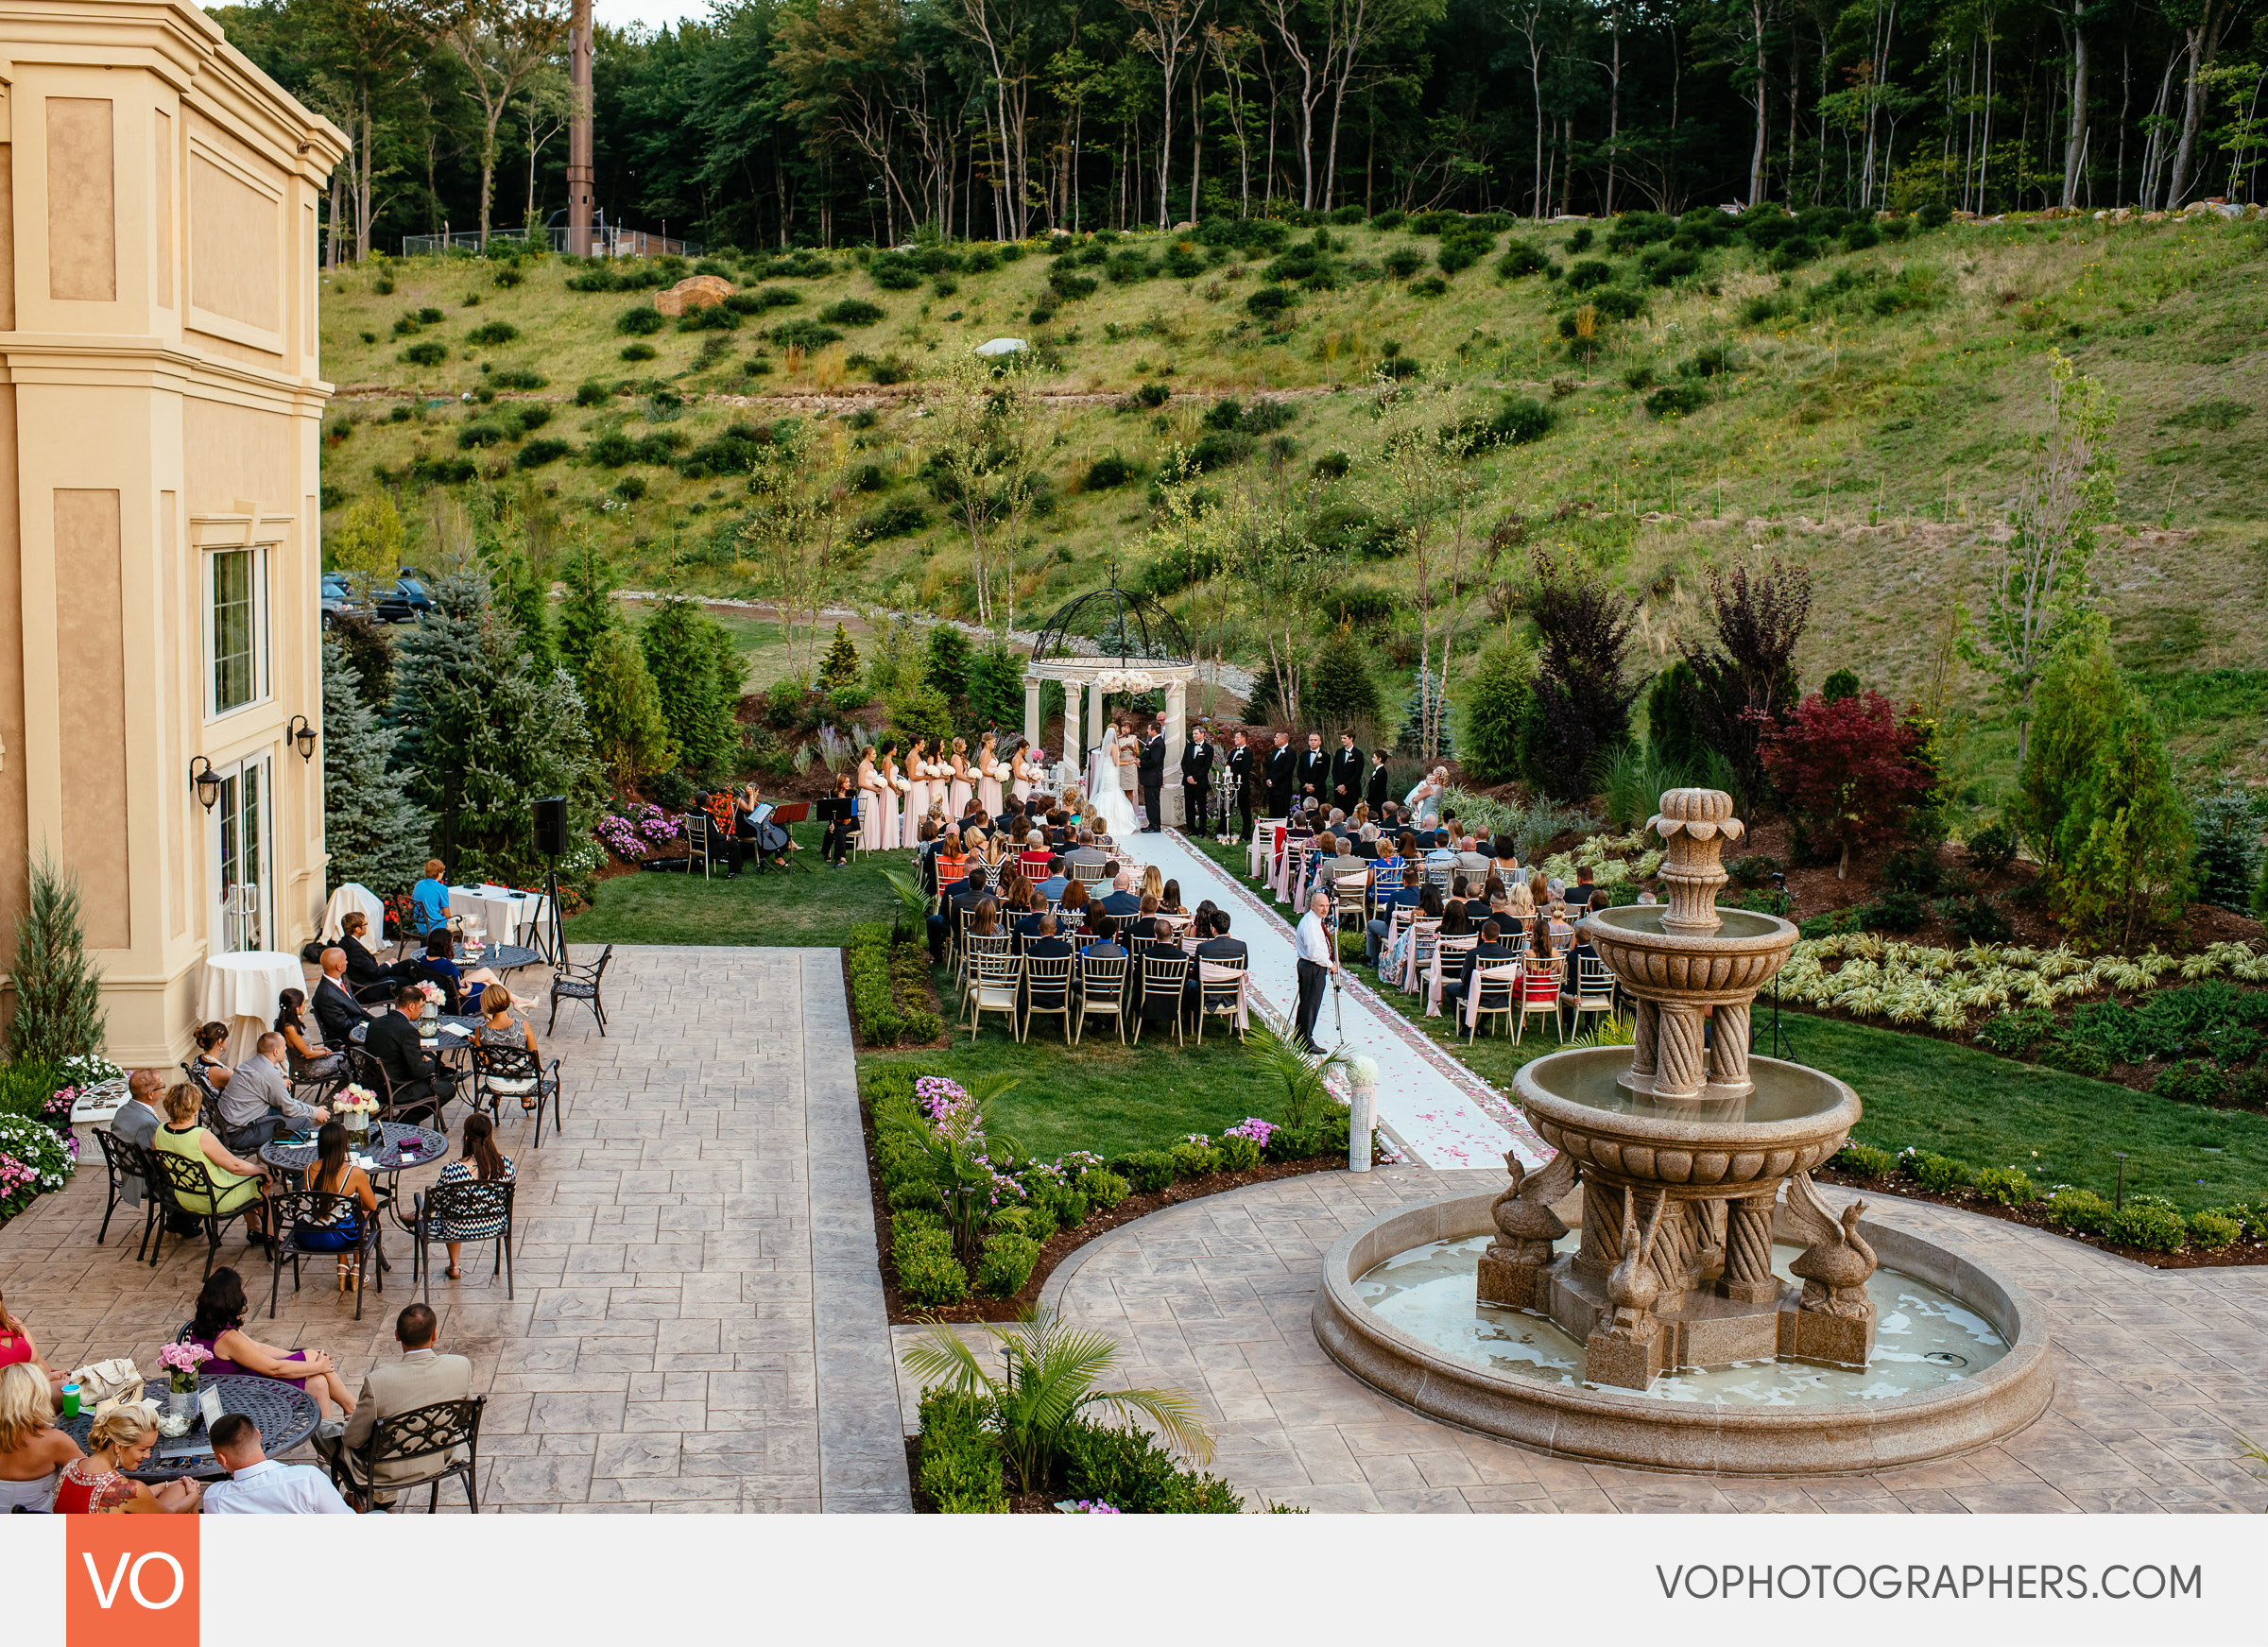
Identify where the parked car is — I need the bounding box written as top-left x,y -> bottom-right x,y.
373,575 -> 435,624
319,573 -> 353,628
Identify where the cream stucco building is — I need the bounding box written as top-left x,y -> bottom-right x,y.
0,2 -> 345,1063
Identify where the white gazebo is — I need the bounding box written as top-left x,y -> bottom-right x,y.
1024,577 -> 1202,826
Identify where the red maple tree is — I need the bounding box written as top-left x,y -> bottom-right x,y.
1754,690 -> 1932,879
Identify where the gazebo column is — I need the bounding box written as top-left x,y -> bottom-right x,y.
1063,680 -> 1085,780
1089,683 -> 1108,760
1164,678 -> 1188,827
1023,676 -> 1042,749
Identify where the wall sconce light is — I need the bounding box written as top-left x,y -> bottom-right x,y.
288,715 -> 318,763
190,756 -> 221,812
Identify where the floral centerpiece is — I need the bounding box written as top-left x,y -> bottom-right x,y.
334,1085 -> 379,1141
415,980 -> 443,1025
158,1341 -> 211,1400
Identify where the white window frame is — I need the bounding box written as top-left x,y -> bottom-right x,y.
191,506 -> 294,724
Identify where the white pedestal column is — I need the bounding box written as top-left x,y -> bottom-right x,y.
1089,679 -> 1108,757
1023,677 -> 1041,749
1063,680 -> 1085,785
1163,678 -> 1188,828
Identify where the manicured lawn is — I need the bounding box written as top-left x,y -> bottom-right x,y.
863,1019 -> 1292,1163
563,824 -> 906,948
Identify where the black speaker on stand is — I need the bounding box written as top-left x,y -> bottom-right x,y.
1754,872 -> 1797,1062
532,795 -> 568,966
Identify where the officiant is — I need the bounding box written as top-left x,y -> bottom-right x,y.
1180,724 -> 1216,835
1138,719 -> 1167,832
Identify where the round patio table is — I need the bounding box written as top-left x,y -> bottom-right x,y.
60,1374 -> 319,1482
461,943 -> 542,973
262,1119 -> 448,1180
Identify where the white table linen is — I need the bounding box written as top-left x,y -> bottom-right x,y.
319,883 -> 386,943
198,951 -> 304,1062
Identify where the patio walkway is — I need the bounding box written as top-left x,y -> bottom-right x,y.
964,1167 -> 2268,1513
0,946 -> 909,1513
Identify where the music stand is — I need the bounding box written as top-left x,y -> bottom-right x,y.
1754,873 -> 1796,1061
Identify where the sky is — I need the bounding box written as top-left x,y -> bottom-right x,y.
596,0 -> 712,32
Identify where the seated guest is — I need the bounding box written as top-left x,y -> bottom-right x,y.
185,1268 -> 355,1419
297,1122 -> 379,1292
312,948 -> 368,1054
1441,919 -> 1519,1015
105,1070 -> 170,1226
1503,879 -> 1538,932
1097,867 -> 1142,918
276,988 -> 345,1085
1560,910 -> 1606,1031
1527,916 -> 1562,986
1159,879 -> 1187,917
1066,832 -> 1108,871
1019,916 -> 1075,1015
0,1362 -> 80,1513
410,859 -> 454,938
189,1021 -> 234,1090
1183,911 -> 1250,1021
1125,894 -> 1161,943
966,900 -> 1002,943
1037,855 -> 1071,903
934,831 -> 969,891
1138,866 -> 1166,904
154,1081 -> 273,1245
1456,835 -> 1492,876
54,1404 -> 201,1514
929,868 -> 992,963
1056,879 -> 1092,935
1018,832 -> 1053,879
364,985 -> 458,1124
1382,884 -> 1446,979
0,1283 -> 65,1402
431,1112 -> 515,1280
1440,903 -> 1475,940
1366,873 -> 1425,966
414,929 -> 466,1015
338,910 -> 418,998
1080,914 -> 1125,962
200,1411 -> 354,1515
215,1031 -> 328,1154
316,1304 -> 472,1513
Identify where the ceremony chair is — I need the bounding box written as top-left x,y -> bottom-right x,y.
146,1149 -> 266,1278
1464,964 -> 1521,1043
90,1127 -> 155,1257
1406,922 -> 1444,995
1069,859 -> 1106,887
965,950 -> 1022,1043
1073,955 -> 1127,1044
1516,960 -> 1565,1043
1332,871 -> 1368,933
1425,861 -> 1454,896
1367,863 -> 1403,922
958,932 -> 1011,1007
1131,952 -> 1190,1046
1568,955 -> 1618,1034
1193,958 -> 1249,1045
1431,935 -> 1478,1012
683,811 -> 714,881
1021,954 -> 1075,1043
1247,818 -> 1285,881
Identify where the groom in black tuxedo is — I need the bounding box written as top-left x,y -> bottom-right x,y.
1297,731 -> 1329,807
1180,725 -> 1215,835
1263,730 -> 1296,818
1138,720 -> 1167,832
1331,731 -> 1366,812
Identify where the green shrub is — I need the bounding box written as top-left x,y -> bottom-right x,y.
2036,1033 -> 2112,1078
1975,1007 -> 2056,1059
1644,384 -> 1706,419
1083,453 -> 1139,490
1905,1151 -> 1972,1194
1860,888 -> 1931,932
2043,1186 -> 2113,1234
1831,1143 -> 1898,1177
1938,892 -> 2014,943
2153,1059 -> 2228,1106
919,1390 -> 1007,1513
1369,209 -> 1407,230
1169,1138 -> 1221,1179
616,306 -> 667,335
820,298 -> 885,326
891,1206 -> 945,1234
1589,286 -> 1648,320
1964,821 -> 2018,874
1974,1167 -> 2034,1208
1059,1421 -> 1243,1514
399,340 -> 447,366
901,1251 -> 971,1305
514,437 -> 571,469
2105,1198 -> 2187,1251
1496,241 -> 1550,279
1245,285 -> 1293,317
466,319 -> 519,346
574,381 -> 610,407
2187,1210 -> 2242,1249
1217,1132 -> 1263,1173
893,1221 -> 954,1271
619,342 -> 657,362
1381,247 -> 1425,279
1727,854 -> 1783,888
1048,268 -> 1099,301
1114,1151 -> 1174,1192
1565,259 -> 1614,291
1078,1167 -> 1128,1209
975,1233 -> 1040,1297
456,420 -> 507,450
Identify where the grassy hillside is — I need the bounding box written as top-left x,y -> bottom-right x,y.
316,211 -> 2268,807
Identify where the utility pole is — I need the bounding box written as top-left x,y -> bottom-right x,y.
567,0 -> 593,254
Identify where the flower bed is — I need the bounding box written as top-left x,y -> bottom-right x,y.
0,1113 -> 76,1222
864,1066 -> 1368,1323
844,925 -> 944,1047
910,1389 -> 1243,1515
1824,1141 -> 2268,1268
595,799 -> 684,863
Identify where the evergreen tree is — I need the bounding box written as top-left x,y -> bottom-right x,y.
1642,661 -> 1707,774
557,537 -> 622,681
320,633 -> 433,893
580,626 -> 677,784
923,622 -> 973,712
1820,668 -> 1862,702
328,610 -> 396,712
1519,549 -> 1639,800
7,852 -> 105,1064
487,541 -> 558,676
966,641 -> 1024,732
2010,623 -> 2124,866
2053,702 -> 2192,948
2187,782 -> 2263,911
1305,622 -> 1383,736
1456,634 -> 1531,783
639,597 -> 746,779
817,622 -> 862,691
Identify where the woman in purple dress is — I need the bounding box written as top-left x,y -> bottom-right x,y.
183,1268 -> 356,1421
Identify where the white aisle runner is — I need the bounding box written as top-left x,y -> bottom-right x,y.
1125,830 -> 1548,1171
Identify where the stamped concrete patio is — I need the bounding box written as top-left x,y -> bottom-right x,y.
888,1167 -> 2268,1513
0,946 -> 909,1513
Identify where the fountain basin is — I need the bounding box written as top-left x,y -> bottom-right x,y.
1518,1048 -> 1859,1194
1584,904 -> 1799,1004
1313,1192 -> 2053,1475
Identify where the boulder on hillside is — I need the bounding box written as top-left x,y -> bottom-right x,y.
654,275 -> 736,316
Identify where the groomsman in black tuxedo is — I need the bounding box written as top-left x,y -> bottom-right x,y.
1138,719 -> 1167,832
1297,731 -> 1329,805
1180,724 -> 1216,836
1228,729 -> 1257,839
1366,748 -> 1392,814
1331,731 -> 1366,812
1264,729 -> 1297,818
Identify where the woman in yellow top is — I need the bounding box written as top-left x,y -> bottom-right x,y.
151,1082 -> 271,1242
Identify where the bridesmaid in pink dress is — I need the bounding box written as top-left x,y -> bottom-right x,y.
856,749 -> 888,852
975,732 -> 1005,817
947,738 -> 974,818
902,738 -> 933,834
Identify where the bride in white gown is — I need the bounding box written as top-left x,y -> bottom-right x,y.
1088,719 -> 1143,842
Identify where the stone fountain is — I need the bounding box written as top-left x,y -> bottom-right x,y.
1310,789 -> 2054,1474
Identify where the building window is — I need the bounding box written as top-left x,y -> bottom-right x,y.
209,547 -> 265,715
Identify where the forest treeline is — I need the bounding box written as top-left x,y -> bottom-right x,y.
220,0 -> 2266,256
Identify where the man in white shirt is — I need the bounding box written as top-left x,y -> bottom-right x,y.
201,1413 -> 356,1515
1294,890 -> 1337,1052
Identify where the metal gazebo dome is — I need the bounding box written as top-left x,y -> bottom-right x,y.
1029,568 -> 1194,668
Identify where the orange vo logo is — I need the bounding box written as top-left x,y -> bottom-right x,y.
66,1518 -> 198,1646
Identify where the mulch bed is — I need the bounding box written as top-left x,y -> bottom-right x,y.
1813,1167 -> 2268,1268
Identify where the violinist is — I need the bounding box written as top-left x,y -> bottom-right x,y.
742,781 -> 799,872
